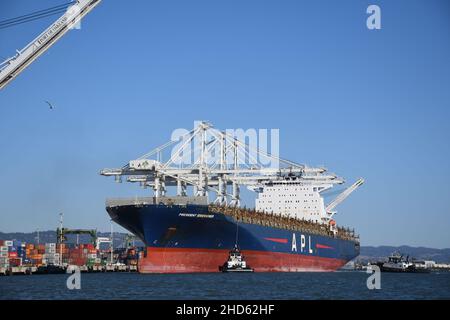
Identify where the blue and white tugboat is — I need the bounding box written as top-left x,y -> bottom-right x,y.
219,245 -> 254,273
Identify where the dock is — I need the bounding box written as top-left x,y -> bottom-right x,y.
0,264 -> 138,276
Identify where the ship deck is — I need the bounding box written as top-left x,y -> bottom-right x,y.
105,196 -> 359,243
208,205 -> 359,242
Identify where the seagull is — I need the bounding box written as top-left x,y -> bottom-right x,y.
45,100 -> 54,110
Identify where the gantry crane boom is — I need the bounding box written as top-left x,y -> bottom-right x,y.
325,178 -> 364,215
100,122 -> 347,206
0,0 -> 101,90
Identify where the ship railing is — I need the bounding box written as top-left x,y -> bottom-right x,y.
106,196 -> 208,207
208,205 -> 359,242
106,197 -> 153,207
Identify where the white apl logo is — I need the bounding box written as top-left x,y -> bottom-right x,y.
291,233 -> 313,254
66,265 -> 81,290
366,265 -> 381,290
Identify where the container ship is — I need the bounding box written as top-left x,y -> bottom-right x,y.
101,122 -> 363,273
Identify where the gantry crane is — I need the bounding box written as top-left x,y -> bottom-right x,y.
95,237 -> 112,250
0,0 -> 101,90
101,121 -> 348,208
325,178 -> 365,218
56,228 -> 98,245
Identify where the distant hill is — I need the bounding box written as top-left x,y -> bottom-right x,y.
1,231 -> 449,263
359,245 -> 450,263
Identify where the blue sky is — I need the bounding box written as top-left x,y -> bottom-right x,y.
0,0 -> 449,248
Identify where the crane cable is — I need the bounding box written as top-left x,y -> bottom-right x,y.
0,1 -> 75,30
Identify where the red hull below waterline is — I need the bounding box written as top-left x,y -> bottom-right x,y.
138,247 -> 347,273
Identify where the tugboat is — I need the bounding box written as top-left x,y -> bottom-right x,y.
375,252 -> 430,273
219,245 -> 254,273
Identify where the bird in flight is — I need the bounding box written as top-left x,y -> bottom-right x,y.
45,100 -> 54,110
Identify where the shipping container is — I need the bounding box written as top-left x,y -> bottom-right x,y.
69,258 -> 87,266
46,248 -> 56,254
31,258 -> 43,266
56,244 -> 67,251
13,240 -> 22,247
9,258 -> 22,267
4,240 -> 13,247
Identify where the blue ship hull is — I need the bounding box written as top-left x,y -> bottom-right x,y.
107,204 -> 360,273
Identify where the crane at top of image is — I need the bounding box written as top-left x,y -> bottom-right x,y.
0,0 -> 102,90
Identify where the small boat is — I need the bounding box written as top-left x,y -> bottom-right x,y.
219,245 -> 254,273
374,252 -> 430,273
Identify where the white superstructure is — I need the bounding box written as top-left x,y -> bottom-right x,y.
255,177 -> 364,224
255,181 -> 328,223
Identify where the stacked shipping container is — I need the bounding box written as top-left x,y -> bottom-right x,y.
1,239 -> 142,268
0,240 -> 9,267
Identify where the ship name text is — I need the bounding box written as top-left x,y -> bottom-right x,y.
179,213 -> 214,219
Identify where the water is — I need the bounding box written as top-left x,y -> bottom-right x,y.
1,271 -> 449,300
